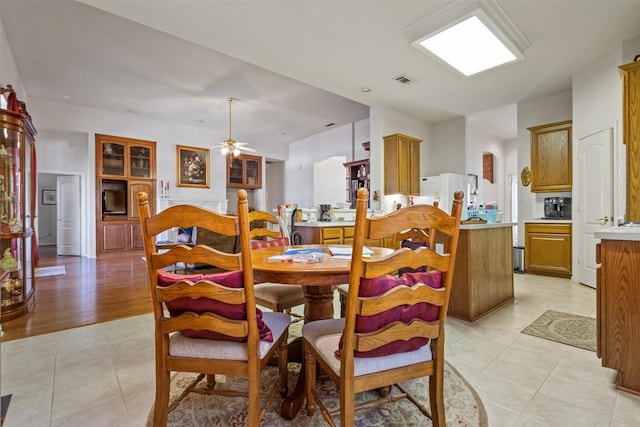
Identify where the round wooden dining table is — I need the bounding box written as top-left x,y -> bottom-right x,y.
251,243 -> 393,419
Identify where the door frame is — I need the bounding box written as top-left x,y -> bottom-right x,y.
38,169 -> 88,257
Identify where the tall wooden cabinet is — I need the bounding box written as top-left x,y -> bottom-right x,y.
620,61 -> 640,221
383,133 -> 421,196
528,120 -> 572,192
96,134 -> 156,256
344,159 -> 369,208
596,238 -> 640,395
0,109 -> 37,321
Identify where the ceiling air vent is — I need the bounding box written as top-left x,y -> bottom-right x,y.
393,74 -> 414,85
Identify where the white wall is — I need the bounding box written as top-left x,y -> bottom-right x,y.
285,119 -> 369,208
516,89 -> 572,244
0,20 -> 26,103
467,124 -> 507,211
428,117 -> 466,176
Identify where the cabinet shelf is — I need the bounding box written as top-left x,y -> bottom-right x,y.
226,154 -> 262,189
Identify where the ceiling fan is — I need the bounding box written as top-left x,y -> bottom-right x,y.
215,97 -> 256,156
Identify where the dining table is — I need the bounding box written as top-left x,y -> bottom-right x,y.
251,243 -> 393,420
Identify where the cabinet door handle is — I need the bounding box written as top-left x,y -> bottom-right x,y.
597,216 -> 609,224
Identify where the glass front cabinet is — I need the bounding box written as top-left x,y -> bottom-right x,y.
0,109 -> 37,322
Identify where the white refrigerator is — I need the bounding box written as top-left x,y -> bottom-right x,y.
415,173 -> 466,212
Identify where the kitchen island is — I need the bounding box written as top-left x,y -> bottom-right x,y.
298,219 -> 516,322
448,222 -> 516,321
594,226 -> 640,395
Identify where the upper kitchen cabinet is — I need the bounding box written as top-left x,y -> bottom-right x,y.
227,154 -> 262,189
620,61 -> 640,221
528,120 -> 572,193
384,133 -> 422,196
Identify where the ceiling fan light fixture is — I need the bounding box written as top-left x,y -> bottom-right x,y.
216,97 -> 255,156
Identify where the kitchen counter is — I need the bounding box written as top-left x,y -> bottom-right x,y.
594,226 -> 640,241
460,222 -> 516,230
525,218 -> 572,223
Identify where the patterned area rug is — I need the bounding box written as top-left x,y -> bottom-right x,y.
521,310 -> 596,352
146,361 -> 487,427
34,265 -> 66,278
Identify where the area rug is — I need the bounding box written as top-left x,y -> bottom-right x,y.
521,310 -> 596,352
145,361 -> 487,427
34,265 -> 66,278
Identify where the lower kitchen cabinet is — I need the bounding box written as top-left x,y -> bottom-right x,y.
525,222 -> 572,278
596,238 -> 640,395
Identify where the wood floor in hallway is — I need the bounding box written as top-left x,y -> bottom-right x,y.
1,246 -> 151,341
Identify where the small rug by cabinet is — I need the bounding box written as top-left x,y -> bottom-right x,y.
521,310 -> 596,352
146,361 -> 487,427
34,265 -> 66,278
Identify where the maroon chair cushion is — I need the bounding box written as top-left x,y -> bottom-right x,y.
250,237 -> 289,250
157,269 -> 273,342
337,270 -> 442,358
397,239 -> 429,275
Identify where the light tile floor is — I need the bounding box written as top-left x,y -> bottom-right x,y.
2,273 -> 640,426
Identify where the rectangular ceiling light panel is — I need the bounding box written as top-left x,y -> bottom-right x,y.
407,0 -> 529,77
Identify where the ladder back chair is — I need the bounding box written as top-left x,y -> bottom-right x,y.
138,190 -> 290,427
249,208 -> 305,318
303,187 -> 463,427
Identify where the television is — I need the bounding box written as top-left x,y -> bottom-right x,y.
103,189 -> 126,215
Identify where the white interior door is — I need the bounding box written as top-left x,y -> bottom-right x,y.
56,175 -> 81,256
577,127 -> 614,287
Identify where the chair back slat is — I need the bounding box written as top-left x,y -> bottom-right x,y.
354,319 -> 441,352
144,204 -> 239,238
362,249 -> 451,278
151,245 -> 243,272
160,313 -> 248,338
357,284 -> 447,316
156,280 -> 246,305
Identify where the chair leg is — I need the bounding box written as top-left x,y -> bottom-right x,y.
205,373 -> 216,390
340,378 -> 355,427
429,363 -> 446,427
304,343 -> 316,416
278,335 -> 289,397
154,369 -> 171,426
247,365 -> 261,427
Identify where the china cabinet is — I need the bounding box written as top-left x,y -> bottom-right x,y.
227,154 -> 262,189
620,61 -> 640,221
95,134 -> 156,255
524,222 -> 572,278
528,120 -> 572,192
344,159 -> 369,208
0,109 -> 37,321
383,133 -> 422,196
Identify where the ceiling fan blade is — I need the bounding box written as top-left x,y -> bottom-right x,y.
238,146 -> 256,152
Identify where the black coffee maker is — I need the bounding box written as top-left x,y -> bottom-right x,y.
319,204 -> 332,222
544,197 -> 572,219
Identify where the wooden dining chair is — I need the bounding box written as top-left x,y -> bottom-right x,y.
303,187 -> 463,427
138,190 -> 290,427
249,208 -> 305,319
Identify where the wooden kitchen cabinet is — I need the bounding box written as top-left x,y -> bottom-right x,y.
525,222 -> 572,278
227,154 -> 262,189
596,238 -> 640,395
96,134 -> 156,256
528,120 -> 572,192
344,159 -> 369,208
620,61 -> 640,221
448,225 -> 514,321
384,133 -> 421,196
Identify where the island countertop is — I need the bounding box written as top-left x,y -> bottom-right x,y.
594,226 -> 640,241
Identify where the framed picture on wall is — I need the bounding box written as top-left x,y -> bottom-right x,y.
42,189 -> 57,205
176,145 -> 210,188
